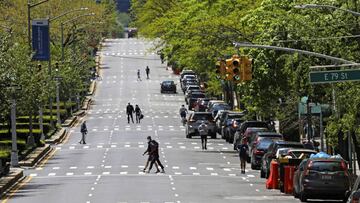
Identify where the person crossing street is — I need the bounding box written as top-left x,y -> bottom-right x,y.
126,103 -> 135,124
137,69 -> 142,81
144,136 -> 165,173
145,66 -> 150,79
198,121 -> 208,150
179,104 -> 188,125
238,138 -> 249,174
79,121 -> 88,144
135,104 -> 142,123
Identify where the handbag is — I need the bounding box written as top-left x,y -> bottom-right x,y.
140,114 -> 144,119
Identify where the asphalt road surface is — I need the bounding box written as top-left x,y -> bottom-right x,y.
5,38 -> 302,203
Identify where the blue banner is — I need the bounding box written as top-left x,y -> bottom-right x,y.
32,19 -> 50,61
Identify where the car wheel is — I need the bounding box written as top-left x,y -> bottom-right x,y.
260,169 -> 265,178
300,191 -> 307,202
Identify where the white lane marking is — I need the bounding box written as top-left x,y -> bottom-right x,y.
104,166 -> 112,169
84,172 -> 92,175
102,172 -> 110,175
69,146 -> 75,150
172,166 -> 180,169
247,174 -> 255,178
97,145 -> 103,148
111,145 -> 116,148
83,146 -> 89,149
228,174 -> 236,176
180,146 -> 186,149
174,172 -> 182,175
87,166 -> 95,169
224,168 -> 231,171
206,167 -> 214,171
35,167 -> 43,171
121,165 -> 128,168
120,172 -> 128,175
52,167 -> 60,170
66,172 -> 74,176
211,173 -> 218,176
48,173 -> 56,176
189,167 -> 197,170
70,166 -> 77,169
30,173 -> 37,177
192,173 -> 200,176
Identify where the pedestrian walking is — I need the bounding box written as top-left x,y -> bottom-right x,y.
142,136 -> 159,172
179,104 -> 188,125
144,136 -> 165,173
135,104 -> 142,123
79,121 -> 88,144
145,66 -> 150,79
137,69 -> 142,81
126,103 -> 135,124
198,121 -> 208,150
238,138 -> 249,174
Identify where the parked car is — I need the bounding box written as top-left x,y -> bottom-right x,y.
250,139 -> 277,170
182,80 -> 199,93
214,110 -> 230,134
194,98 -> 210,112
185,88 -> 203,104
188,92 -> 206,110
223,118 -> 243,143
180,70 -> 196,82
181,74 -> 197,83
210,103 -> 231,117
234,127 -> 269,151
239,131 -> 283,152
260,141 -> 305,178
293,158 -> 351,202
207,100 -> 226,112
222,113 -> 245,143
185,112 -> 216,139
160,80 -> 177,93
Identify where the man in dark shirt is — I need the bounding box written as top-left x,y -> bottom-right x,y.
238,138 -> 249,174
126,103 -> 134,124
143,136 -> 165,173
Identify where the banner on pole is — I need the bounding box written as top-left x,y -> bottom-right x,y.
32,19 -> 50,61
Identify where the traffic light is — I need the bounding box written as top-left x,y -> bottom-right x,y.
241,56 -> 253,81
231,55 -> 241,83
215,59 -> 226,78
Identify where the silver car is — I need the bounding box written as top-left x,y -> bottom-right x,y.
185,112 -> 216,139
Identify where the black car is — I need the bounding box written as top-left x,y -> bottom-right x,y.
293,158 -> 351,202
160,80 -> 176,93
250,138 -> 277,170
188,92 -> 206,110
260,141 -> 305,178
221,113 -> 245,142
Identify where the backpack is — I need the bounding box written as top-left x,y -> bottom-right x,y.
149,140 -> 159,154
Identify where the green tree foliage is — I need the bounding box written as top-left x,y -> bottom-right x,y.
131,0 -> 360,157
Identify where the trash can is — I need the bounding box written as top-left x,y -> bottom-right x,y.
266,160 -> 279,189
284,165 -> 296,194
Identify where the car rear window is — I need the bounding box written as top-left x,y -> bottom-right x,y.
247,122 -> 269,128
257,140 -> 273,149
191,93 -> 205,98
192,114 -> 213,120
309,161 -> 343,172
278,143 -> 304,149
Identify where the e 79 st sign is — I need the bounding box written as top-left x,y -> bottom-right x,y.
309,69 -> 360,84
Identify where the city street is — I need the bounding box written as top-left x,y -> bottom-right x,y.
5,38 -> 298,203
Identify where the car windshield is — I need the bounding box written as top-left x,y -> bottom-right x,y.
188,86 -> 200,90
213,104 -> 231,110
278,143 -> 304,149
259,134 -> 282,139
192,114 -> 213,121
163,81 -> 174,85
309,161 -> 343,172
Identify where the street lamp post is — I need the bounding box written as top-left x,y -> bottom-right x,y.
61,13 -> 96,62
54,63 -> 62,126
294,4 -> 360,16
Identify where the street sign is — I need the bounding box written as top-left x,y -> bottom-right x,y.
32,19 -> 50,61
309,69 -> 360,84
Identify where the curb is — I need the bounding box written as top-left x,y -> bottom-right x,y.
45,129 -> 66,145
0,168 -> 24,197
19,144 -> 51,167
